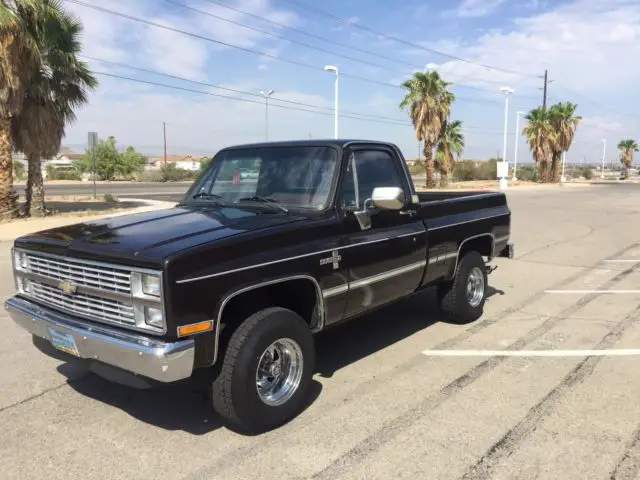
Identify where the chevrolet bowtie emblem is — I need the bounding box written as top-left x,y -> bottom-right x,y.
58,280 -> 78,295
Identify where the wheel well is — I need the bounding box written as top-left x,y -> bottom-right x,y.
217,278 -> 321,350
459,235 -> 494,261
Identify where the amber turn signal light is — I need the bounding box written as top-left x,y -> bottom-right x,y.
177,320 -> 214,337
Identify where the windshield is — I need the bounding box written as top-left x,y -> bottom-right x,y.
185,145 -> 339,210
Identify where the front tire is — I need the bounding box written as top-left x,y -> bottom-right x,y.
437,250 -> 487,324
211,307 -> 315,433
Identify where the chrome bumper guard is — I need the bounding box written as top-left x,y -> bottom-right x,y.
5,296 -> 194,383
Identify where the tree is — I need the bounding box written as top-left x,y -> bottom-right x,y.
548,102 -> 581,182
435,119 -> 465,187
74,136 -> 147,180
618,139 -> 639,179
199,156 -> 212,172
0,0 -> 66,220
11,6 -> 97,216
399,71 -> 454,188
523,107 -> 556,183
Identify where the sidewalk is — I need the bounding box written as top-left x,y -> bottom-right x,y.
0,198 -> 176,242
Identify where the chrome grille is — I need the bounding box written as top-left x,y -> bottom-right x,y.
30,281 -> 135,326
25,252 -> 131,294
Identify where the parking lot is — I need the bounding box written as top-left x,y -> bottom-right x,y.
3,183 -> 640,480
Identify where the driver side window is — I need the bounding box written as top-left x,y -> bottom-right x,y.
341,149 -> 404,209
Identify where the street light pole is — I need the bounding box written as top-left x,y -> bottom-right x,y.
324,65 -> 339,139
513,111 -> 524,181
260,89 -> 274,141
499,86 -> 514,189
601,138 -> 607,179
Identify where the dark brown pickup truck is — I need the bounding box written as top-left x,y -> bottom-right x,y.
6,139 -> 513,433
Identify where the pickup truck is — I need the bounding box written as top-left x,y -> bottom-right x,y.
5,140 -> 513,433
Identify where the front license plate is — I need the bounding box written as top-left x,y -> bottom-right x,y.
48,328 -> 80,357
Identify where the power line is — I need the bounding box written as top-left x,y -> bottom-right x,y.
67,0 -> 538,105
82,56 -> 415,123
92,71 -> 415,126
195,0 -> 541,92
279,0 -> 538,77
552,81 -> 640,122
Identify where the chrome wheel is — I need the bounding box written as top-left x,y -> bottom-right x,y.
256,338 -> 304,406
466,266 -> 485,307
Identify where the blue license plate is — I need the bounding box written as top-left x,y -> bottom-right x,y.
48,328 -> 80,357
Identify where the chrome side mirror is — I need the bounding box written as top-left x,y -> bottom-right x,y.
371,187 -> 405,210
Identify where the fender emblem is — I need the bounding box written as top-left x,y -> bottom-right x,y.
58,280 -> 78,295
320,250 -> 342,270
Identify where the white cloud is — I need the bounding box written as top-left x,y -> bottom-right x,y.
450,0 -> 507,18
60,0 -> 640,162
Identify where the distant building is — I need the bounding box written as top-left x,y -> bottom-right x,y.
147,155 -> 205,171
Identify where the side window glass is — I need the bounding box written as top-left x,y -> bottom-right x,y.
354,150 -> 402,207
341,153 -> 358,209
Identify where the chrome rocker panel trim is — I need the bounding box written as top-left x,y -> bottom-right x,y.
5,296 -> 194,383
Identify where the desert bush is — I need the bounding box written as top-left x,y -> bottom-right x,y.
515,165 -> 537,182
13,162 -> 26,181
139,170 -> 163,182
45,165 -> 81,180
159,163 -> 200,182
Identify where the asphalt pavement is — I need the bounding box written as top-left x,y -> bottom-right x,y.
3,183 -> 640,479
13,181 -> 192,202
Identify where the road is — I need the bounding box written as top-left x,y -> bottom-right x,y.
13,181 -> 192,202
3,184 -> 640,479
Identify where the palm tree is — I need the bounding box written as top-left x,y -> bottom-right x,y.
0,0 -> 65,220
11,9 -> 97,216
435,119 -> 464,187
618,139 -> 639,179
548,102 -> 581,182
523,107 -> 555,182
399,71 -> 454,188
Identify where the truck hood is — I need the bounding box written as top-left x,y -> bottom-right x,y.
14,205 -> 308,265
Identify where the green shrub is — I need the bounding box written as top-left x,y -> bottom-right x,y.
452,160 -> 478,181
581,167 -> 593,180
515,165 -> 537,182
159,163 -> 199,182
13,161 -> 26,181
139,170 -> 163,182
103,193 -> 118,204
407,161 -> 424,175
45,165 -> 81,180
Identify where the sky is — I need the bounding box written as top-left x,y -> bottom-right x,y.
59,0 -> 640,165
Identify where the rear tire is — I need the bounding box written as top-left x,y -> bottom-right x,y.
437,250 -> 487,324
211,307 -> 315,434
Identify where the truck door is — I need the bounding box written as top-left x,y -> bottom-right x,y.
337,146 -> 427,320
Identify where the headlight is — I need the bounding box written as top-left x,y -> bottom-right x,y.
13,250 -> 28,271
141,274 -> 161,297
144,306 -> 164,328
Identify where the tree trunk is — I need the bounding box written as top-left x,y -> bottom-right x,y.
550,151 -> 562,183
439,170 -> 449,188
26,154 -> 46,217
538,159 -> 550,183
424,144 -> 436,189
0,115 -> 19,221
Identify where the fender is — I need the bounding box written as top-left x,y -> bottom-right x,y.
212,274 -> 325,364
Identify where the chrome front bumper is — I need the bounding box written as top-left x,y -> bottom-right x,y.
5,296 -> 195,383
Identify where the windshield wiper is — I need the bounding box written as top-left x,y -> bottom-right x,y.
235,196 -> 288,213
191,192 -> 226,204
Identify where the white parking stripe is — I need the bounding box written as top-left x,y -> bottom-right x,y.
421,349 -> 640,357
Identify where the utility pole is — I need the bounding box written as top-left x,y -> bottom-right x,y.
163,122 -> 167,165
542,69 -> 548,110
